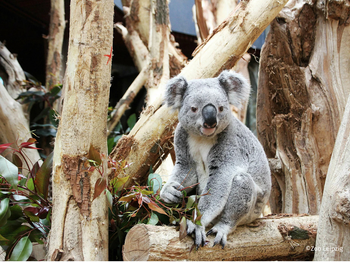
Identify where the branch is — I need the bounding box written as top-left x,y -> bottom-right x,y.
123,215 -> 318,261
107,66 -> 149,135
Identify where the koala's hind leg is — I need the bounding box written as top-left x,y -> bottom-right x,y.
207,172 -> 259,248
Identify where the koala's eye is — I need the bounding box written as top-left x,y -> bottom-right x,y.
191,107 -> 198,113
219,106 -> 224,112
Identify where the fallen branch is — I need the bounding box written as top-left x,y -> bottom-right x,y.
123,215 -> 318,261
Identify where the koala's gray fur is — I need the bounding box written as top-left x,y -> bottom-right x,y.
160,70 -> 271,249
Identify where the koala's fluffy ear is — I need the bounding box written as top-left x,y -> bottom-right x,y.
218,70 -> 250,109
164,75 -> 188,110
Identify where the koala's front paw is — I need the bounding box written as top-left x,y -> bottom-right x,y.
206,225 -> 229,249
187,220 -> 206,249
160,181 -> 184,203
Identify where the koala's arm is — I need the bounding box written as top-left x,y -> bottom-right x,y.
160,125 -> 198,203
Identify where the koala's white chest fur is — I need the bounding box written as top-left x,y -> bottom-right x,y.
188,135 -> 217,194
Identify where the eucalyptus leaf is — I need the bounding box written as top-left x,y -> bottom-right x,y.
0,156 -> 18,187
147,212 -> 159,225
9,236 -> 33,261
0,198 -> 11,227
147,173 -> 162,194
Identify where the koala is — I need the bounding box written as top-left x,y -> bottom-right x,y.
160,70 -> 271,249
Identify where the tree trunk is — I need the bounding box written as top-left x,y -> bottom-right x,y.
0,41 -> 26,99
47,0 -> 114,260
257,0 -> 350,215
122,215 -> 318,261
109,0 -> 289,187
110,0 -> 186,131
45,0 -> 65,90
0,83 -> 41,171
314,95 -> 350,260
0,42 -> 41,170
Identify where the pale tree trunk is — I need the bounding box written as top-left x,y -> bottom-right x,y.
0,83 -> 41,171
0,42 -> 26,99
109,0 -> 187,132
0,42 -> 41,170
46,0 -> 65,91
109,0 -> 289,187
146,0 -> 170,107
193,0 -> 251,122
257,0 -> 350,215
123,215 -> 318,261
314,95 -> 350,260
47,0 -> 114,260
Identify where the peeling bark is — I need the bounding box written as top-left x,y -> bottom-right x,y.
257,0 -> 350,214
122,215 -> 318,261
47,0 -> 114,260
0,41 -> 26,99
314,93 -> 350,260
46,0 -> 65,90
0,43 -> 40,170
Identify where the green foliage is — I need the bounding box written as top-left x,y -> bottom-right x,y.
107,114 -> 137,154
17,81 -> 62,139
0,139 -> 52,261
107,165 -> 204,260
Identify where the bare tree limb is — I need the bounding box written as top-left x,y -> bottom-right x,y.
123,215 -> 318,261
107,66 -> 149,135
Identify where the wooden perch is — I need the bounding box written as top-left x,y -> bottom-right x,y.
109,0 -> 289,187
122,215 -> 318,261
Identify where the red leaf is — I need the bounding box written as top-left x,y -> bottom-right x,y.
88,145 -> 102,166
23,206 -> 40,215
147,201 -> 167,215
0,143 -> 13,154
20,138 -> 41,150
92,178 -> 107,201
37,207 -> 50,219
119,194 -> 136,202
12,153 -> 23,172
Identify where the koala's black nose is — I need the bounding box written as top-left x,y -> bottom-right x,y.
202,104 -> 217,128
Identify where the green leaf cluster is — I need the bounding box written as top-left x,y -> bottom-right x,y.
0,143 -> 52,261
108,168 -> 202,260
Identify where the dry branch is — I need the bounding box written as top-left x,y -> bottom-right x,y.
0,83 -> 41,170
0,41 -> 25,98
122,215 -> 318,261
109,0 -> 289,187
107,66 -> 148,135
0,42 -> 41,170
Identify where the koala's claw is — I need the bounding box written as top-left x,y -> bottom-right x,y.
206,229 -> 214,236
207,227 -> 227,249
187,220 -> 206,248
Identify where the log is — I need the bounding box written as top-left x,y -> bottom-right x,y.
122,215 -> 318,261
109,0 -> 289,187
